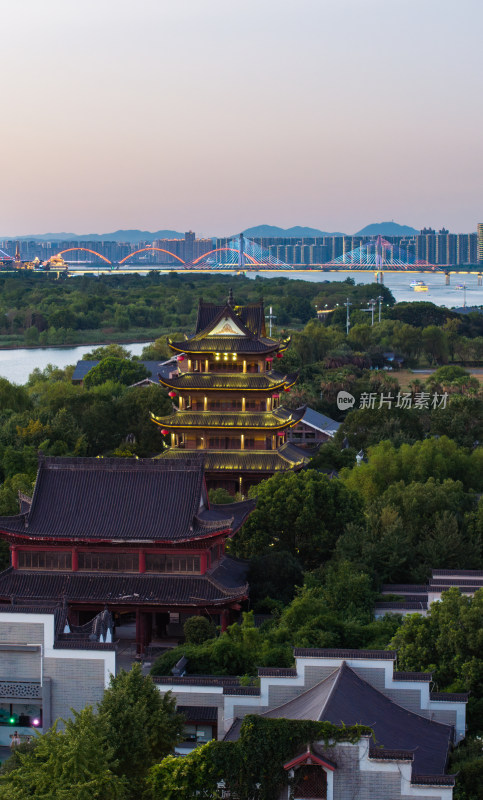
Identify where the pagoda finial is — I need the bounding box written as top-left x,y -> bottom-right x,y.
227,287 -> 234,306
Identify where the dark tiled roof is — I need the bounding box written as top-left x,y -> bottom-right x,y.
223,686 -> 261,695
393,671 -> 432,682
411,775 -> 456,786
223,718 -> 243,741
71,360 -> 99,381
429,580 -> 483,589
294,648 -> 397,660
71,360 -> 175,384
375,602 -> 428,610
176,705 -> 218,721
152,406 -> 306,431
53,640 -> 116,651
258,668 -> 297,677
0,565 -> 248,607
369,746 -> 414,761
430,692 -> 469,702
261,662 -> 453,776
170,337 -> 280,354
158,371 -> 298,391
195,300 -> 266,337
382,584 -> 428,593
0,456 -> 253,542
432,569 -> 483,577
157,444 -> 310,473
153,675 -> 240,686
301,408 -> 341,435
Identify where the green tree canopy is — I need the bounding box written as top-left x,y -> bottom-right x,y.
97,663 -> 184,796
232,471 -> 363,569
0,706 -> 127,800
84,357 -> 149,388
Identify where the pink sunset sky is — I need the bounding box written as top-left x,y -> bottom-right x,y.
2,0 -> 482,236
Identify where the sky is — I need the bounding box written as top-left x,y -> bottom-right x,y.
2,0 -> 482,236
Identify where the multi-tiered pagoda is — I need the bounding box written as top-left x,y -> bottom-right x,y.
152,291 -> 309,493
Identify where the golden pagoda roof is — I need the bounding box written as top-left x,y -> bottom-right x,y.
169,298 -> 290,355
157,443 -> 311,473
158,371 -> 298,392
151,406 -> 306,431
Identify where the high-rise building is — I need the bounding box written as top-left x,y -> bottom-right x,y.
478,223 -> 483,263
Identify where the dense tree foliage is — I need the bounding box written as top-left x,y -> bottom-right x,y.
232,471 -> 363,569
97,664 -> 184,796
0,666 -> 183,800
0,707 -> 127,800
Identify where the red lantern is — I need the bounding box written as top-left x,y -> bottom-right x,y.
277,431 -> 285,437
177,355 -> 185,361
284,387 -> 290,392
161,429 -> 169,435
276,352 -> 283,359
168,391 -> 177,398
272,393 -> 280,399
266,356 -> 273,362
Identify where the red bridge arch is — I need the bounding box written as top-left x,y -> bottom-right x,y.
119,247 -> 186,265
56,248 -> 112,264
191,247 -> 258,265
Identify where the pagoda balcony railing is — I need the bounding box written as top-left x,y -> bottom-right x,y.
0,680 -> 42,699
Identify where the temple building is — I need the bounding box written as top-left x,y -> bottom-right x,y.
152,291 -> 309,493
0,455 -> 254,654
156,648 -> 466,799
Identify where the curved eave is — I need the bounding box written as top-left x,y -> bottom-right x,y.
157,374 -> 295,393
151,413 -> 303,432
0,527 -> 234,546
168,342 -> 281,356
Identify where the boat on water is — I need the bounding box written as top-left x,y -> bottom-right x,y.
411,280 -> 428,291
455,283 -> 465,290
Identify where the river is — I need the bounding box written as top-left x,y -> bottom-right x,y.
0,270 -> 481,385
0,342 -> 147,385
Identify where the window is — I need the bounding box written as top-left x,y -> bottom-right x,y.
18,551 -> 72,570
183,724 -> 214,744
78,552 -> 138,572
145,554 -> 201,573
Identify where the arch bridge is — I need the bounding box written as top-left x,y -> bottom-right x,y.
56,248 -> 113,264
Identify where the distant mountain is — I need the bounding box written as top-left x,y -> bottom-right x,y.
9,230 -> 186,242
354,222 -> 419,236
243,225 -> 345,238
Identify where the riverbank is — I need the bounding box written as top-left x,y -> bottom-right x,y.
0,342 -> 150,384
0,327 -> 168,351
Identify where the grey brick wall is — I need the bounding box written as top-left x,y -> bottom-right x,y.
0,651 -> 40,681
304,666 -> 340,687
44,657 -> 105,724
381,687 -> 425,714
0,622 -> 44,646
268,684 -> 305,708
349,666 -> 386,690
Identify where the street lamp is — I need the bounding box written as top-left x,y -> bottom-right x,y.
377,295 -> 384,323
367,298 -> 376,326
343,297 -> 352,335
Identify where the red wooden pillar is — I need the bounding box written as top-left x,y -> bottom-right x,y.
139,550 -> 146,574
221,609 -> 229,632
200,552 -> 208,574
10,546 -> 18,570
72,548 -> 78,571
